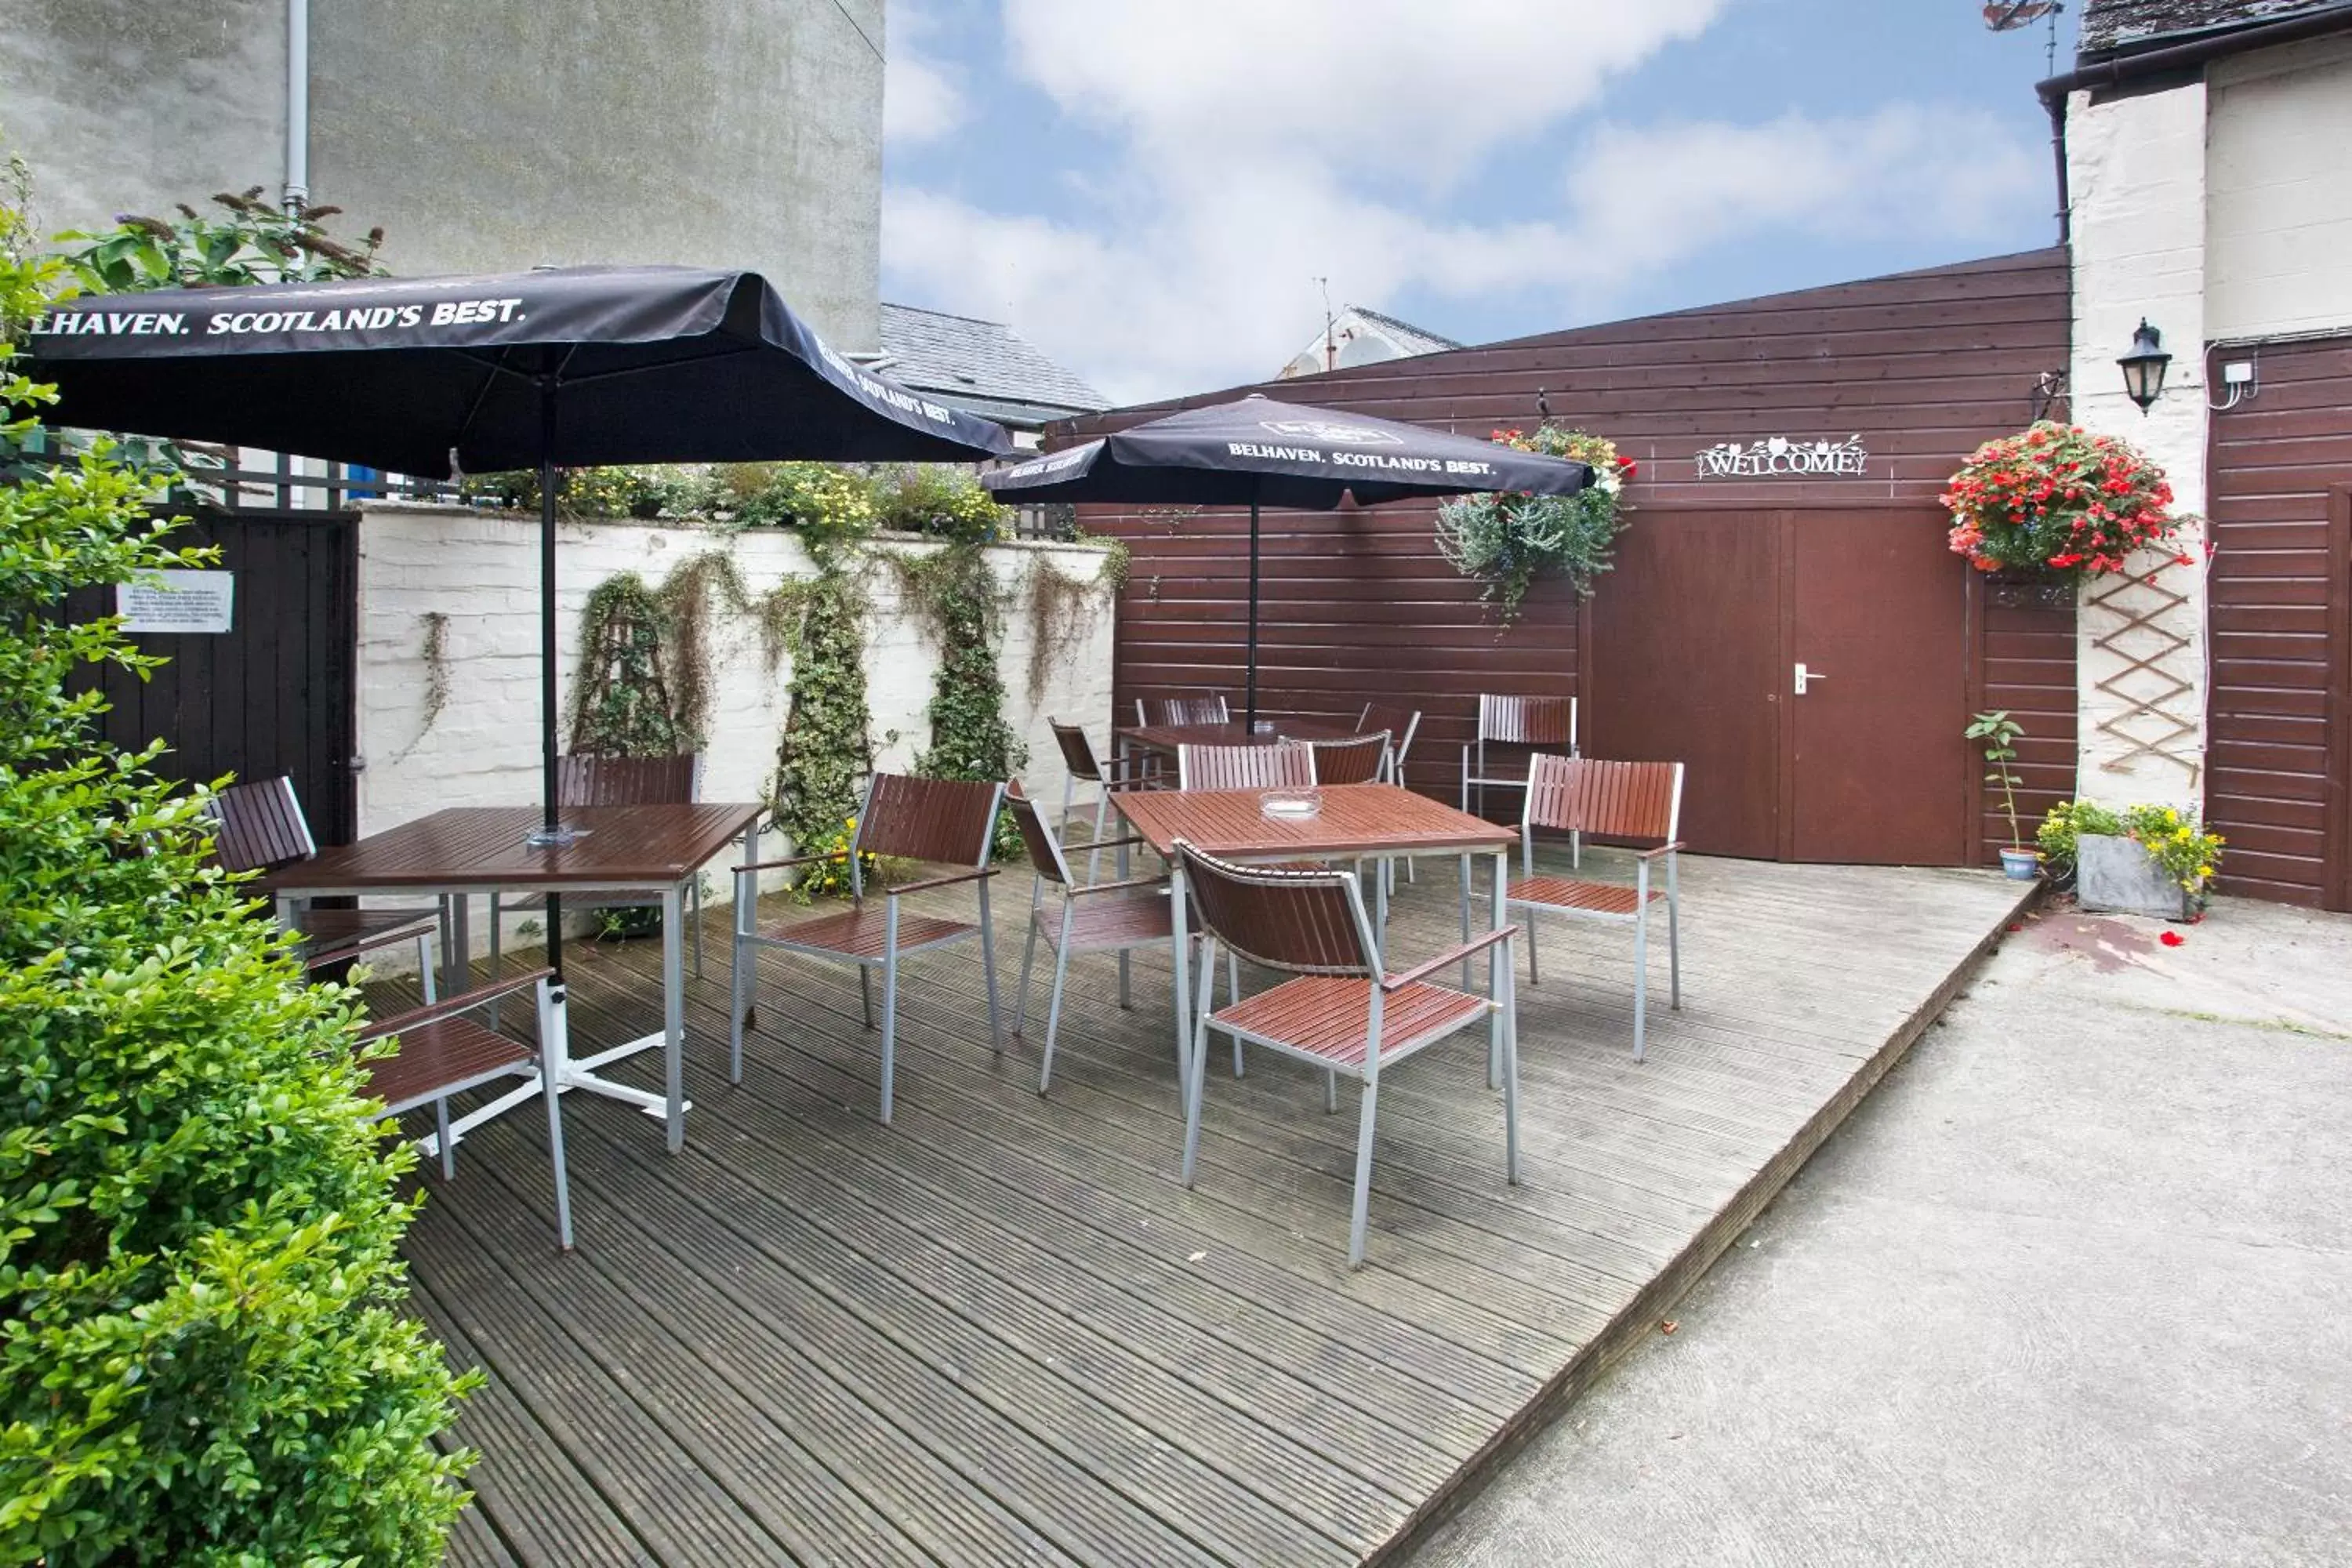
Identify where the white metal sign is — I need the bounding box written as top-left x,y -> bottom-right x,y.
118,570 -> 235,633
1694,434 -> 1868,480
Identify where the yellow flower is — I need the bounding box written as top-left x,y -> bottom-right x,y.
2163,808 -> 2178,823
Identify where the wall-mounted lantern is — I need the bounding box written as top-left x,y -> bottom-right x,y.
2118,319 -> 2172,414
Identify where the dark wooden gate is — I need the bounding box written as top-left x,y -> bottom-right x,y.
70,510 -> 360,845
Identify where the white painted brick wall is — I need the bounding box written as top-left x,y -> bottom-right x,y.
2207,36 -> 2352,343
353,503 -> 1118,941
2067,82 -> 2211,813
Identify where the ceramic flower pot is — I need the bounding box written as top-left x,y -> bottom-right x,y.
2075,832 -> 2194,921
1998,847 -> 2039,880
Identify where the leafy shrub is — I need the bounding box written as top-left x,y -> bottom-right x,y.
2037,798 -> 2223,897
2,159 -> 470,1564
55,187 -> 384,292
870,464 -> 1008,544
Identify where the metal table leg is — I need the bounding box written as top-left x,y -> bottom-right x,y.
662,880 -> 686,1152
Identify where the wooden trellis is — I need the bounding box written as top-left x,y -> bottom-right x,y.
2083,559 -> 2201,789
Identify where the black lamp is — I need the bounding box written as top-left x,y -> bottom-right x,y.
2118,318 -> 2172,413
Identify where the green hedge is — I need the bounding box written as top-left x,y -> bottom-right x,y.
1,165 -> 470,1566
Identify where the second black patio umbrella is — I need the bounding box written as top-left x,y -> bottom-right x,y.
31,263 -> 1015,969
985,394 -> 1592,731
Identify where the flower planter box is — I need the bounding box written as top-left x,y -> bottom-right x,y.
2075,832 -> 2194,921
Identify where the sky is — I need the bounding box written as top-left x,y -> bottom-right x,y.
879,0 -> 2081,407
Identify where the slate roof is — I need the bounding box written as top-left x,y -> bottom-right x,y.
875,303 -> 1109,430
2078,0 -> 2345,56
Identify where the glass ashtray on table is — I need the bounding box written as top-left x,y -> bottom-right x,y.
1258,788 -> 1323,821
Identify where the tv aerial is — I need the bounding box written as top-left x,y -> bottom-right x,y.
1984,2 -> 2064,74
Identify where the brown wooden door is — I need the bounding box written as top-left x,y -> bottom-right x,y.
1584,510 -> 1783,858
1785,510 -> 1970,864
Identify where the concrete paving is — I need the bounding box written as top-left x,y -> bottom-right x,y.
1404,895 -> 2352,1568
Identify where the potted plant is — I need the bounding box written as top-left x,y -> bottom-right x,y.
1942,422 -> 2190,581
1436,425 -> 1634,623
2038,799 -> 2223,920
1967,710 -> 2038,880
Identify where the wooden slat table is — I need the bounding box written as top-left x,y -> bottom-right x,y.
269,802 -> 764,1153
1116,784 -> 1516,1102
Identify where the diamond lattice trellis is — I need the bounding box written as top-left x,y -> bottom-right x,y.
2082,560 -> 2201,789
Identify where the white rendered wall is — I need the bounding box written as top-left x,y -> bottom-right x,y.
2067,81 -> 2212,812
2206,37 -> 2352,343
352,503 -> 1119,934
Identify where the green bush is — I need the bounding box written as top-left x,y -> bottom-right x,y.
2,161 -> 470,1564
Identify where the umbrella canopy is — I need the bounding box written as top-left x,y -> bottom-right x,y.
27,263 -> 1014,472
985,394 -> 1592,726
29,264 -> 1015,975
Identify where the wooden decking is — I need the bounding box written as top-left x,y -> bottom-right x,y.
394,848 -> 2032,1567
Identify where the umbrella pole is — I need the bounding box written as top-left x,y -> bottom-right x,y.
535,376 -> 565,978
1244,496 -> 1261,733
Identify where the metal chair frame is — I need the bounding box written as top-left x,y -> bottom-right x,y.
1004,787 -> 1188,1093
1285,729 -> 1391,787
1461,694 -> 1578,826
1356,704 -> 1425,884
1049,718 -> 1158,885
1174,841 -> 1521,1269
728,773 -> 1006,1123
349,967 -> 574,1250
1508,753 -> 1686,1061
489,753 -> 706,997
210,775 -> 441,994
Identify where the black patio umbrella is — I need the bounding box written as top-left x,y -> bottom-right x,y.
30,263 -> 1014,969
984,393 -> 1592,731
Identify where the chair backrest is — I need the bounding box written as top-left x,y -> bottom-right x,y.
1002,783 -> 1075,887
1178,741 -> 1315,791
1523,754 -> 1683,846
1048,720 -> 1102,784
1291,730 -> 1389,786
1174,840 -> 1376,978
851,774 -> 1006,887
1137,694 -> 1230,727
1356,703 -> 1422,773
1478,694 -> 1576,750
559,752 -> 699,806
208,775 -> 317,873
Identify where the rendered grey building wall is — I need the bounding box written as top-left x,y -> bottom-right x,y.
0,0 -> 884,351
0,0 -> 287,238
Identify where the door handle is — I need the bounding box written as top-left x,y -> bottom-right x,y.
1794,662 -> 1827,696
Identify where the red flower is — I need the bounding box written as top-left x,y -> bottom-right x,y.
1620,459 -> 1638,479
2159,931 -> 2185,947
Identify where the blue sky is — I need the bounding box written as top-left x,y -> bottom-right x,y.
882,2 -> 2078,404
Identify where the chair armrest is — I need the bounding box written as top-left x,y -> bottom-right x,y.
1068,874 -> 1169,898
735,850 -> 848,875
1381,927 -> 1517,992
1076,833 -> 1152,854
1635,840 -> 1687,861
888,866 -> 1001,896
300,919 -> 438,972
1461,775 -> 1533,791
358,967 -> 556,1043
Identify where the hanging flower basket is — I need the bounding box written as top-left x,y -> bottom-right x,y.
1941,422 -> 2188,581
1436,425 -> 1633,624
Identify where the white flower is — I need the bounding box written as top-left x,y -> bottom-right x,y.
1597,473 -> 1622,495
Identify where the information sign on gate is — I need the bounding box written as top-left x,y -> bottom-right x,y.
117,569 -> 235,633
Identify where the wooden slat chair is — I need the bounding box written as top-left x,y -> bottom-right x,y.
1461,694 -> 1577,826
1173,840 -> 1521,1269
209,775 -> 441,994
1176,740 -> 1315,791
1357,703 -> 1427,883
728,773 -> 1006,1123
1048,717 -> 1159,884
341,965 -> 575,1250
1004,785 -> 1186,1092
1137,694 -> 1231,726
1286,730 -> 1390,786
1508,754 -> 1686,1062
489,753 -> 704,989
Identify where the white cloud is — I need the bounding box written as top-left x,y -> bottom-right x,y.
884,6 -> 2048,403
884,4 -> 967,147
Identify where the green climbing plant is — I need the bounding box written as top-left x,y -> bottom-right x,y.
891,539 -> 1027,859
769,567 -> 875,898
568,572 -> 684,757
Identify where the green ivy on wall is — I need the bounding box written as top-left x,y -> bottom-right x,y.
569,572 -> 685,757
